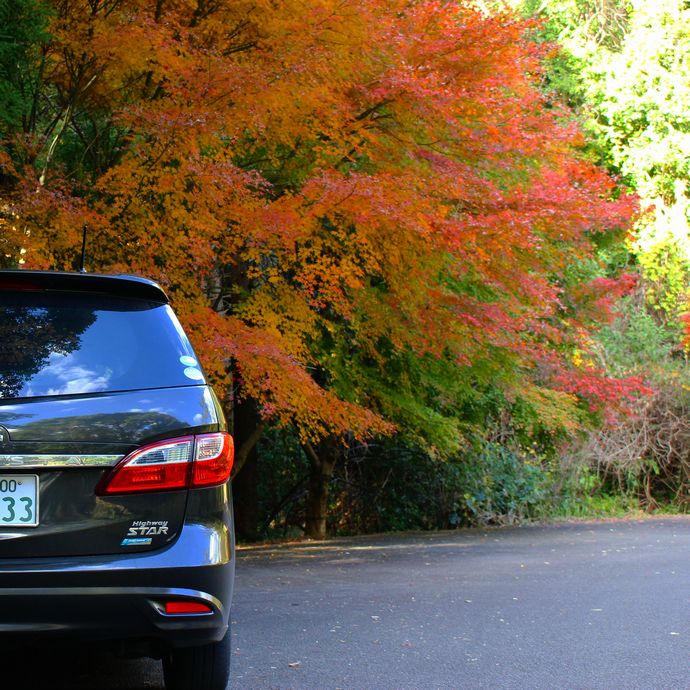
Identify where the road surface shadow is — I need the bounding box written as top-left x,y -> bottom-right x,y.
4,645 -> 164,689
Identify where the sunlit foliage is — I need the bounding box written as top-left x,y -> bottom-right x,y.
0,0 -> 646,533
526,0 -> 690,321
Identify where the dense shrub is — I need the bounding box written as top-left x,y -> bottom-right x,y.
332,440 -> 551,532
567,382 -> 690,510
452,442 -> 548,525
330,443 -> 455,534
254,426 -> 311,540
249,429 -> 553,539
558,290 -> 690,513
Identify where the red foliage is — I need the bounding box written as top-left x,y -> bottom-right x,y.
3,0 -> 643,439
554,370 -> 654,420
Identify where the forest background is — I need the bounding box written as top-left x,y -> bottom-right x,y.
1,0 -> 689,541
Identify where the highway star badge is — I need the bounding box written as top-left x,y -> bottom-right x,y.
121,520 -> 169,547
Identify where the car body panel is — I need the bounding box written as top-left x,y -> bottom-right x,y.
0,271 -> 235,654
0,269 -> 169,302
0,386 -> 221,558
0,502 -> 235,648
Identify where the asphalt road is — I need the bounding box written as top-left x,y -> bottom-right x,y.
11,517 -> 690,689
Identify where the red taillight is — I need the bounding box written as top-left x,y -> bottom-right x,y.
97,432 -> 233,495
192,432 -> 234,488
164,601 -> 213,615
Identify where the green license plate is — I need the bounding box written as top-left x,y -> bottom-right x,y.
0,475 -> 38,527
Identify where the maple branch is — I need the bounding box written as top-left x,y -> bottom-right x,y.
313,0 -> 351,30
259,473 -> 309,534
231,420 -> 266,478
377,124 -> 443,150
226,18 -> 251,40
355,99 -> 394,122
102,0 -> 124,19
38,104 -> 72,187
26,48 -> 48,136
86,0 -> 122,18
70,115 -> 125,178
223,41 -> 258,56
302,440 -> 321,471
113,136 -> 175,220
39,61 -> 99,186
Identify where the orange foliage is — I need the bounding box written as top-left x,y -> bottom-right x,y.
4,0 -> 642,438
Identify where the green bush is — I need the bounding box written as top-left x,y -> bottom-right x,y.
331,443 -> 454,534
328,439 -> 551,533
453,442 -> 548,525
254,425 -> 311,539
543,465 -> 641,519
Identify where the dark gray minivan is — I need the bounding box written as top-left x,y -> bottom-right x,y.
0,270 -> 235,690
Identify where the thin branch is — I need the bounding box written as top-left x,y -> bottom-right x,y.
231,421 -> 266,478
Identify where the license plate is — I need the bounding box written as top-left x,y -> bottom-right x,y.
0,475 -> 39,527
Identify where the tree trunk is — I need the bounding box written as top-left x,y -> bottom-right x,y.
230,397 -> 263,542
303,436 -> 342,539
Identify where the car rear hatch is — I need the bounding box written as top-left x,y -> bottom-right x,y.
0,271 -> 224,558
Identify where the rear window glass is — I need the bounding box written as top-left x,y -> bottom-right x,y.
0,292 -> 206,399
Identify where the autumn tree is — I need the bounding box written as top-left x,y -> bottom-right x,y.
512,0 -> 690,511
0,0 -> 644,538
523,0 -> 690,322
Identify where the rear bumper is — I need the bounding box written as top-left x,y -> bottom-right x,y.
0,521 -> 234,649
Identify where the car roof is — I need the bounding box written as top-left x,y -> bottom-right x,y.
0,270 -> 169,303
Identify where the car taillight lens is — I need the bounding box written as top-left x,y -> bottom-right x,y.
192,432 -> 234,488
97,432 -> 233,495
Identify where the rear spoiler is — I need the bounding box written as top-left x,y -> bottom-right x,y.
0,270 -> 169,303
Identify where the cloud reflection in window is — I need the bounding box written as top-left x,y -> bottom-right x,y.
26,353 -> 112,397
